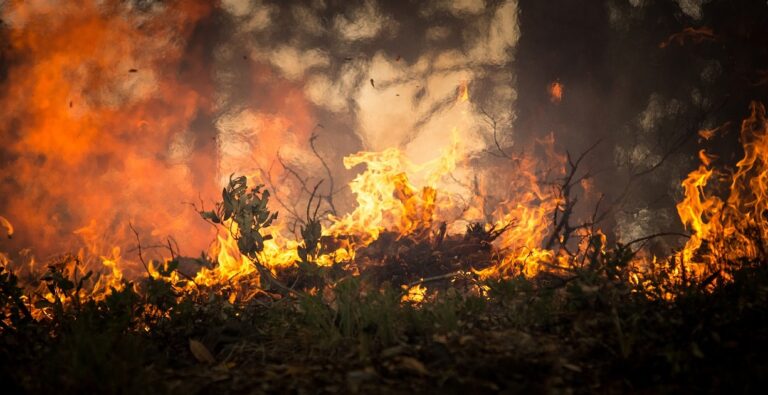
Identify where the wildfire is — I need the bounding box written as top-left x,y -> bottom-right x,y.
2,3 -> 768,313
676,102 -> 768,285
4,85 -> 768,309
325,135 -> 461,250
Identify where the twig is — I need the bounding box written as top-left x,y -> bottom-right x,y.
625,232 -> 691,249
307,180 -> 324,221
165,238 -> 177,261
260,161 -> 305,230
479,106 -> 512,160
277,152 -> 314,196
545,140 -> 602,250
310,131 -> 338,216
407,271 -> 463,287
251,260 -> 306,298
608,97 -> 730,216
128,222 -> 151,276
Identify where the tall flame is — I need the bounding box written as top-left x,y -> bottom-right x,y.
677,102 -> 768,283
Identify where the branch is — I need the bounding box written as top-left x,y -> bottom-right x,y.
128,222 -> 151,276
545,140 -> 602,250
479,106 -> 512,160
310,131 -> 338,216
624,232 -> 691,250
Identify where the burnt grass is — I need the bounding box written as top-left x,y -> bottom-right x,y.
2,252 -> 768,395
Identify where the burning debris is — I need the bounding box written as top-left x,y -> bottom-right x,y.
548,81 -> 564,103
0,216 -> 12,239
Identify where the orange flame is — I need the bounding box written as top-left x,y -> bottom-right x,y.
677,102 -> 768,284
548,81 -> 564,103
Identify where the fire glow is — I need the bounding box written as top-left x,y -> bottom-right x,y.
0,0 -> 766,310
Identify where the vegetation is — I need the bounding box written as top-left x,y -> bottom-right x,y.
2,175 -> 767,393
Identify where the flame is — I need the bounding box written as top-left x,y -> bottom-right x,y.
698,149 -> 718,167
7,94 -> 768,308
548,81 -> 564,103
325,139 -> 460,249
402,284 -> 427,303
2,2 -> 768,311
0,216 -> 12,239
676,102 -> 768,285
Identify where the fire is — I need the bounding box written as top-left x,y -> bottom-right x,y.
0,0 -> 217,266
195,82 -> 486,292
676,102 -> 768,284
402,284 -> 427,303
2,2 -> 768,312
548,81 -> 564,103
194,219 -> 302,291
4,94 -> 768,308
325,136 -> 461,250
0,216 -> 12,239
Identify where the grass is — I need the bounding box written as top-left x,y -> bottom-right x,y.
2,252 -> 768,394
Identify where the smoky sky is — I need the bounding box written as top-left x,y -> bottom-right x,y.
213,0 -> 768,247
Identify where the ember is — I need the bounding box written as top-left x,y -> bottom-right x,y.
548,81 -> 564,103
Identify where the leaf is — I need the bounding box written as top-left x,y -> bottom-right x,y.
77,271 -> 93,292
381,345 -> 407,359
58,278 -> 75,291
397,356 -> 428,375
562,361 -> 583,372
189,339 -> 216,364
200,211 -> 221,224
232,176 -> 247,195
691,342 -> 705,358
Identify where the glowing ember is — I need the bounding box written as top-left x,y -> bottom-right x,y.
402,283 -> 427,303
548,81 -> 564,103
0,216 -> 12,239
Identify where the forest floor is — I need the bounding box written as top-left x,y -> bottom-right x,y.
2,253 -> 768,395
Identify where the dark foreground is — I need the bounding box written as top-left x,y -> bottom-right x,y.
2,259 -> 768,395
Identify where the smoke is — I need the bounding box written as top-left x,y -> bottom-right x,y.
0,0 -> 522,264
214,0 -> 520,162
211,0 -> 522,226
0,1 -> 218,265
1,0 -> 760,265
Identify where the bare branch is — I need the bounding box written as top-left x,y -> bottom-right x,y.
310,131 -> 338,216
128,222 -> 151,276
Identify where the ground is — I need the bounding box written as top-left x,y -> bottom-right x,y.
2,257 -> 768,394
